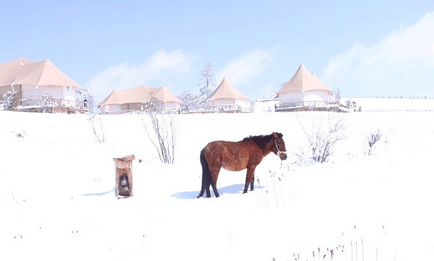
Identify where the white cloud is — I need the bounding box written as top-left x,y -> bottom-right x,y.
323,12 -> 434,96
86,49 -> 194,103
217,47 -> 277,85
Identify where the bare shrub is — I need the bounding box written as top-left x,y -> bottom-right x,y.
178,90 -> 200,113
141,112 -> 177,164
40,93 -> 54,113
2,91 -> 19,111
297,114 -> 346,163
88,115 -> 106,143
366,129 -> 382,156
141,95 -> 163,113
256,169 -> 291,208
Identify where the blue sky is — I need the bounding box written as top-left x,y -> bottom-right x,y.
1,1 -> 433,103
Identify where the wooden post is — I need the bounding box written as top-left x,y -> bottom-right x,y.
113,154 -> 135,198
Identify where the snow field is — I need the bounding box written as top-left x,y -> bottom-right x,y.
1,104 -> 434,260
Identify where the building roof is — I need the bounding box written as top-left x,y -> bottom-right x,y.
0,57 -> 82,89
97,84 -> 181,107
276,64 -> 333,94
206,77 -> 250,101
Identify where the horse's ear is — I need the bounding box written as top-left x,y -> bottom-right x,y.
273,132 -> 283,138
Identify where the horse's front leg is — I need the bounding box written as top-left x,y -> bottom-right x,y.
244,165 -> 256,193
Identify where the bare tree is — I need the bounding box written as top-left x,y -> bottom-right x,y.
178,90 -> 199,113
141,113 -> 177,164
198,61 -> 217,101
297,114 -> 346,163
335,89 -> 341,102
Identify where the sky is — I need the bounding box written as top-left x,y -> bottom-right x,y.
1,0 -> 433,104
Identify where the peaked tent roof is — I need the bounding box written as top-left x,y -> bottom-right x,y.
0,57 -> 82,88
97,85 -> 147,107
97,84 -> 181,107
154,86 -> 182,103
276,64 -> 333,94
206,77 -> 250,101
0,57 -> 35,85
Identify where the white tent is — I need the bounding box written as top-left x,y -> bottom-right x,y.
275,64 -> 336,111
98,84 -> 182,114
0,57 -> 89,112
202,77 -> 251,112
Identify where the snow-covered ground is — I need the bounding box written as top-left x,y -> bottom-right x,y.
1,99 -> 434,261
348,97 -> 434,112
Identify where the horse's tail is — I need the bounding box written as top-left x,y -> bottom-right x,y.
197,149 -> 211,198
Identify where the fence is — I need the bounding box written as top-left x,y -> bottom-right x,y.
19,98 -> 88,113
364,96 -> 429,99
202,104 -> 252,113
275,100 -> 347,112
100,107 -> 180,115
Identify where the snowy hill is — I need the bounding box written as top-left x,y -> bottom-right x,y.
1,102 -> 434,261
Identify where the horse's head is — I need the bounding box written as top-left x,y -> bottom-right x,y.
272,132 -> 287,160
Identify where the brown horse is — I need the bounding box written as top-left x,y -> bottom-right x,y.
197,132 -> 287,198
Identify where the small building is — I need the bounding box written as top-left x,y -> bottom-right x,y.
98,84 -> 182,114
202,77 -> 251,113
0,57 -> 90,113
275,64 -> 340,112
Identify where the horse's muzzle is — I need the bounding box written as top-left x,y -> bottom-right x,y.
278,151 -> 288,160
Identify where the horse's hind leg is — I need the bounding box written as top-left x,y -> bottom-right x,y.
211,181 -> 219,198
209,166 -> 220,197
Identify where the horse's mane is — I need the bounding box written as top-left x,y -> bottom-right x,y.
243,132 -> 282,150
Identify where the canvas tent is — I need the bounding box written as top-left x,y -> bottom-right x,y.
202,77 -> 251,113
275,64 -> 337,111
0,57 -> 89,113
98,84 -> 182,114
